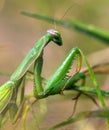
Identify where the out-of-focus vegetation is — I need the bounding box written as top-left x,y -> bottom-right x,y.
0,0 -> 109,130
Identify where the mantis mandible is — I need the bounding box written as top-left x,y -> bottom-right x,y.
0,29 -> 82,124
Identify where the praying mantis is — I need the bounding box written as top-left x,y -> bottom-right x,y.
0,28 -> 105,127
0,29 -> 84,124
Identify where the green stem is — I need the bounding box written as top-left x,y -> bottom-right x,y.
81,51 -> 109,128
21,11 -> 109,44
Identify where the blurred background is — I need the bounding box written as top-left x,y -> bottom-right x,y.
0,0 -> 109,130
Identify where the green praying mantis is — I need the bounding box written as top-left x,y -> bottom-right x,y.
0,29 -> 83,123
0,29 -> 105,126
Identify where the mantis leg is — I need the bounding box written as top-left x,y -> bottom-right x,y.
44,47 -> 82,96
33,52 -> 44,98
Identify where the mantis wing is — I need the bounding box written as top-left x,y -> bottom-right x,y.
0,81 -> 14,113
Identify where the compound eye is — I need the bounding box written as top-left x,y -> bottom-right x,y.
47,29 -> 59,37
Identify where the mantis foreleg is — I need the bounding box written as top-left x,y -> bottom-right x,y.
44,47 -> 82,96
34,52 -> 44,98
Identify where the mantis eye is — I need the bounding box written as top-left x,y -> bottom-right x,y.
47,29 -> 62,46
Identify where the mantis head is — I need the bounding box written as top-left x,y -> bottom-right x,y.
47,29 -> 62,46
